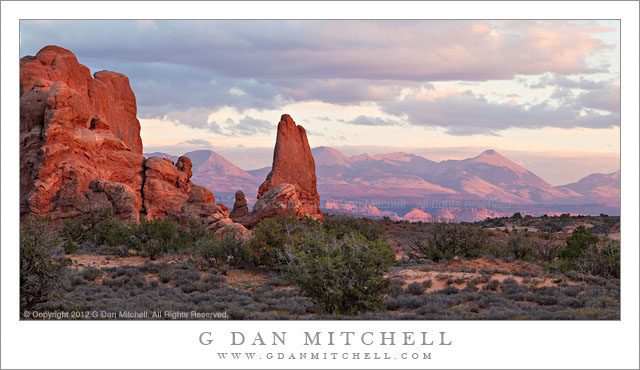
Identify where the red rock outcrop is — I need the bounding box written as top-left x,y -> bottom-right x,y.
245,183 -> 306,228
142,156 -> 194,219
20,45 -> 250,238
256,114 -> 323,220
230,190 -> 250,223
20,45 -> 145,219
85,180 -> 140,223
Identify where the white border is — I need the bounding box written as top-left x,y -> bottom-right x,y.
2,1 -> 638,369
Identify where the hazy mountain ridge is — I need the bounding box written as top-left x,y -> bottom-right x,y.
145,147 -> 620,221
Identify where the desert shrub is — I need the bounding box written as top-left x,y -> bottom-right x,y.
505,229 -> 534,260
195,237 -> 227,268
92,215 -> 133,253
80,266 -> 102,282
462,282 -> 479,292
558,226 -> 599,272
282,232 -> 395,315
388,279 -> 405,297
573,239 -> 620,278
406,281 -> 426,295
483,279 -> 501,291
437,286 -> 460,295
125,216 -> 198,259
62,238 -> 78,254
244,216 -> 320,268
323,215 -> 385,241
533,232 -> 563,263
472,274 -> 491,284
20,216 -> 70,311
409,223 -> 487,262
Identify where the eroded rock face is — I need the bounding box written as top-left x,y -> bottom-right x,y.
230,190 -> 249,222
20,46 -> 251,238
20,45 -> 145,219
142,156 -> 194,219
84,180 -> 139,223
245,183 -> 305,228
256,114 -> 322,220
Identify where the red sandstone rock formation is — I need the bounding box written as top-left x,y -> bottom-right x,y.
256,114 -> 322,220
20,46 -> 145,219
245,183 -> 306,228
230,190 -> 250,223
20,45 -> 249,238
142,156 -> 194,219
85,179 -> 140,223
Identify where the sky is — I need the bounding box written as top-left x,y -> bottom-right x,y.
19,20 -> 620,185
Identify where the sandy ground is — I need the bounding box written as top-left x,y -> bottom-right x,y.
67,254 -> 190,269
391,257 -> 582,293
68,254 -> 580,293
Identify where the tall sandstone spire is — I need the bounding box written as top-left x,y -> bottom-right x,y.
256,114 -> 323,220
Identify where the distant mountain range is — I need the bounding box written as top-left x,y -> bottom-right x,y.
144,147 -> 620,221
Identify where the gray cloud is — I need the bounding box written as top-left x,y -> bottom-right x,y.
529,73 -> 610,90
575,83 -> 620,113
346,115 -> 401,126
181,138 -> 212,146
221,116 -> 275,136
19,20 -> 619,134
20,20 -> 615,87
383,90 -> 620,135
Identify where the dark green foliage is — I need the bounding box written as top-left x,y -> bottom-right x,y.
61,212 -> 205,258
558,226 -> 599,272
574,239 -> 620,278
561,226 -> 599,260
408,223 -> 487,262
322,215 -> 386,241
20,216 -> 69,311
195,230 -> 245,268
282,232 -> 395,315
62,238 -> 78,254
130,217 -> 193,259
505,229 -> 534,260
244,216 -> 321,268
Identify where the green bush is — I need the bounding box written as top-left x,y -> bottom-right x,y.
20,216 -> 69,311
244,216 -> 320,268
129,217 -> 196,258
323,215 -> 386,241
409,223 -> 487,262
558,226 -> 599,272
505,229 -> 534,260
282,232 -> 395,315
574,239 -> 620,278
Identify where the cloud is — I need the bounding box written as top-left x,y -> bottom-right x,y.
21,20 -> 616,82
181,138 -> 212,146
278,79 -> 414,104
383,89 -> 620,135
529,73 -> 610,90
345,115 -> 400,126
220,116 -> 275,136
19,20 -> 620,139
575,83 -> 620,113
